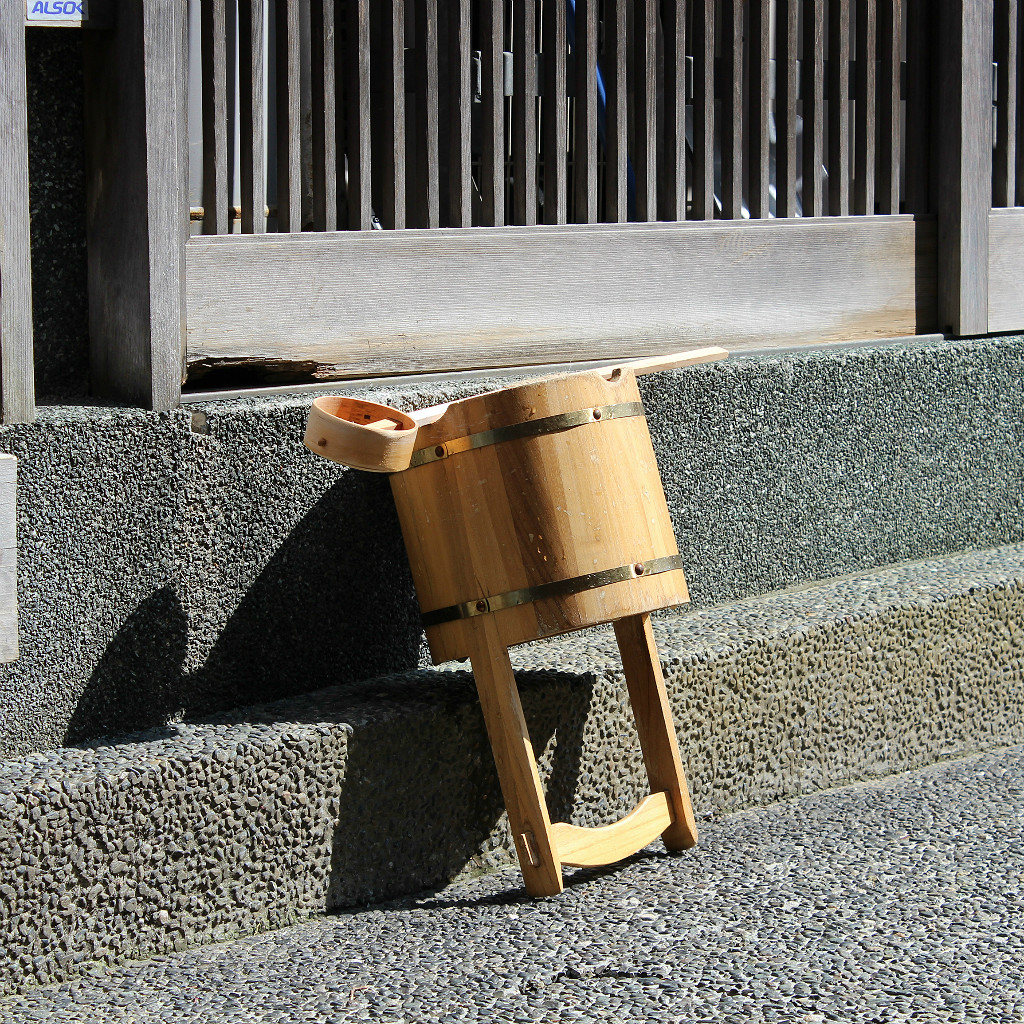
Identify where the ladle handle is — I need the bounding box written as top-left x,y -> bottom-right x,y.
617,346 -> 728,376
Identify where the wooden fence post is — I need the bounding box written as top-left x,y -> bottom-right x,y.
0,5 -> 36,424
935,0 -> 993,336
83,0 -> 187,411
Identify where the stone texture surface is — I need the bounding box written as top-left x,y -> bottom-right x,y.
2,744 -> 1023,1021
0,336 -> 1021,758
0,545 -> 1020,996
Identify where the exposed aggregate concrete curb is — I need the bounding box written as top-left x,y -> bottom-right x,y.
1,335 -> 1022,757
4,744 -> 1022,1022
0,544 -> 1021,995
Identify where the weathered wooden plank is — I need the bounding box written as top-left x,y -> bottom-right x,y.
747,0 -> 770,219
413,0 -> 440,229
987,207 -> 1024,329
776,0 -> 798,217
634,0 -> 657,221
605,0 -> 628,223
238,0 -> 266,234
829,0 -> 852,216
513,0 -> 538,225
0,2 -> 35,422
691,0 -> 715,219
0,456 -> 16,662
83,0 -> 187,410
995,0 -> 1018,207
936,0 -> 992,335
448,0 -> 472,226
201,0 -> 229,234
185,215 -> 936,377
379,0 -> 406,230
878,0 -> 902,214
344,0 -> 372,230
854,0 -> 877,215
310,0 -> 338,232
542,0 -> 568,224
275,0 -> 301,231
802,0 -> 825,218
574,0 -> 598,223
660,0 -> 686,221
720,0 -> 743,220
481,0 -> 505,226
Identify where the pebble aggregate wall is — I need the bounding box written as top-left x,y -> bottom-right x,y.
0,544 -> 1021,995
0,336 -> 1021,757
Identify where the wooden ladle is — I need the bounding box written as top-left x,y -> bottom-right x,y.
304,346 -> 728,473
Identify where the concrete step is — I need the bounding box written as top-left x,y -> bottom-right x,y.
3,745 -> 1023,1022
1,543 -> 1022,995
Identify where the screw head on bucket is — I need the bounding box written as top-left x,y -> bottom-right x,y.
592,408 -> 602,420
633,562 -> 645,575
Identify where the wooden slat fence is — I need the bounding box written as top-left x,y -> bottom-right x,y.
189,0 -> 921,234
8,1 -> 1024,414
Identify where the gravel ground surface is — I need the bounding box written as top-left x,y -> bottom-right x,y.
4,746 -> 1023,1023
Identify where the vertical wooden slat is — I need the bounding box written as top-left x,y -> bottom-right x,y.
634,0 -> 657,221
776,0 -> 798,217
481,0 -> 505,225
606,0 -> 628,223
379,1 -> 406,229
448,0 -> 472,226
877,0 -> 902,214
829,0 -> 851,215
995,0 -> 1018,207
414,0 -> 440,228
311,0 -> 338,231
344,0 -> 372,230
542,0 -> 568,224
574,0 -> 598,223
747,0 -> 770,219
935,0 -> 992,335
802,0 -> 826,217
692,0 -> 715,219
238,0 -> 266,234
513,0 -> 538,225
83,0 -> 187,410
854,0 -> 877,215
721,0 -> 743,219
660,0 -> 686,221
0,1 -> 35,421
201,0 -> 230,234
275,0 -> 301,231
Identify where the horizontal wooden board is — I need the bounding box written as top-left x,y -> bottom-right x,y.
988,209 -> 1024,333
185,216 -> 937,380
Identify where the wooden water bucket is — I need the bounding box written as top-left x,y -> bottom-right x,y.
305,347 -> 727,895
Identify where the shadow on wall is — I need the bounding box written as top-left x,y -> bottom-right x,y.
322,668 -> 594,907
65,477 -> 424,745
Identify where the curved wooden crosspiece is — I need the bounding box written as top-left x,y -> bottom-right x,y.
551,791 -> 675,868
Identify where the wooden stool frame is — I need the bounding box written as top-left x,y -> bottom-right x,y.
466,611 -> 697,896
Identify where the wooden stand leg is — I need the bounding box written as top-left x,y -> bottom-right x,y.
613,612 -> 698,850
466,615 -> 564,896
